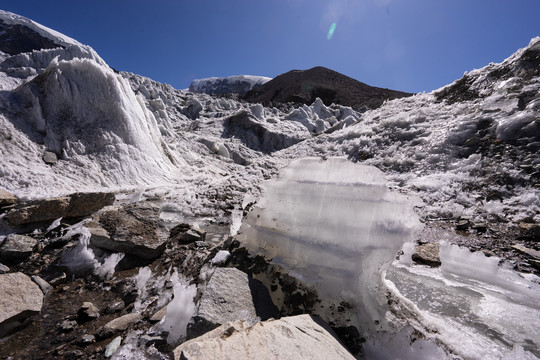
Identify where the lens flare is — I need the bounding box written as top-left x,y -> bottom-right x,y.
327,22 -> 337,40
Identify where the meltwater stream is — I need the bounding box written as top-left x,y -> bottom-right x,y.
237,157 -> 540,359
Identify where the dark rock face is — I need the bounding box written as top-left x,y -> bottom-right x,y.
223,110 -> 305,152
0,19 -> 62,55
244,66 -> 412,109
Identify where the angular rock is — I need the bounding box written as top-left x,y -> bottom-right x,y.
104,336 -> 122,357
98,313 -> 142,338
5,192 -> 115,226
0,272 -> 44,337
0,263 -> 9,274
6,196 -> 70,226
150,306 -> 168,323
188,268 -> 258,339
79,334 -> 96,346
518,222 -> 540,241
31,275 -> 53,295
169,223 -> 207,245
77,302 -> 100,323
0,234 -> 37,264
512,244 -> 540,260
175,314 -> 355,360
412,242 -> 441,267
89,203 -> 168,260
0,189 -> 17,208
42,151 -> 58,165
60,319 -> 77,332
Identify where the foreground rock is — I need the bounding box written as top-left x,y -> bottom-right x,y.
5,192 -> 115,226
0,234 -> 37,264
412,242 -> 441,267
0,272 -> 44,337
89,202 -> 168,260
175,314 -> 355,360
0,189 -> 17,208
188,268 -> 258,338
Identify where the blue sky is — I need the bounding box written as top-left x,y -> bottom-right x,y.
2,1 -> 539,93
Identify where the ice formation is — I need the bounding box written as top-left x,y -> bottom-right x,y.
159,272 -> 197,344
189,75 -> 272,95
237,157 -> 421,335
386,242 -> 540,359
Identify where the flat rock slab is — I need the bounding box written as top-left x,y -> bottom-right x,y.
89,203 -> 168,260
412,242 -> 441,267
188,268 -> 257,338
0,234 -> 37,264
175,314 -> 355,360
0,272 -> 44,337
5,192 -> 115,226
0,189 -> 17,207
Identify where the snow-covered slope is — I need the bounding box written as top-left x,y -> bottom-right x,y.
189,75 -> 271,95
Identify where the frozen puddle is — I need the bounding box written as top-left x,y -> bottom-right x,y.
385,241 -> 540,359
237,157 -> 421,335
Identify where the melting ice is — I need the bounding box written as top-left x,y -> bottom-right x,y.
237,157 -> 421,335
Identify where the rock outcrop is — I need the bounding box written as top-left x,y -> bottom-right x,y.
0,272 -> 44,337
175,314 -> 355,360
5,192 -> 115,226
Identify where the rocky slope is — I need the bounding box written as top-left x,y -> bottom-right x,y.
0,9 -> 539,360
244,66 -> 412,109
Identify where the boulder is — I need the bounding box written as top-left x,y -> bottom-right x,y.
97,313 -> 142,339
412,242 -> 441,267
0,234 -> 37,264
5,192 -> 115,226
0,272 -> 44,337
174,314 -> 355,360
89,203 -> 168,260
0,189 -> 17,208
188,268 -> 257,338
182,98 -> 203,119
42,151 -> 58,165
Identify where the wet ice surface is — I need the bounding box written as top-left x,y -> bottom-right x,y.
237,157 -> 421,335
386,241 -> 540,359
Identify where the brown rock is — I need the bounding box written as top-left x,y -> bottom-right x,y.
412,242 -> 441,267
0,189 -> 17,207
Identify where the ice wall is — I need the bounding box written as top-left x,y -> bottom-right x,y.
237,157 -> 421,335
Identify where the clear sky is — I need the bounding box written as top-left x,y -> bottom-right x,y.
2,1 -> 539,93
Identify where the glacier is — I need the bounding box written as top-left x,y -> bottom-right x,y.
0,9 -> 539,359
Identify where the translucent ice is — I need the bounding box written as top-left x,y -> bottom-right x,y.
237,157 -> 421,335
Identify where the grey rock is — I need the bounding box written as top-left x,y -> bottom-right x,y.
98,313 -> 142,338
182,98 -> 203,119
5,192 -> 115,226
150,306 -> 167,323
0,263 -> 9,274
31,275 -> 53,295
42,151 -> 58,165
77,302 -> 100,322
60,319 -> 77,332
0,234 -> 37,264
412,242 -> 441,267
104,336 -> 122,357
79,334 -> 96,346
188,268 -> 258,339
89,203 -> 168,260
456,219 -> 470,230
175,314 -> 355,360
0,189 -> 17,207
0,272 -> 43,337
512,244 -> 540,260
